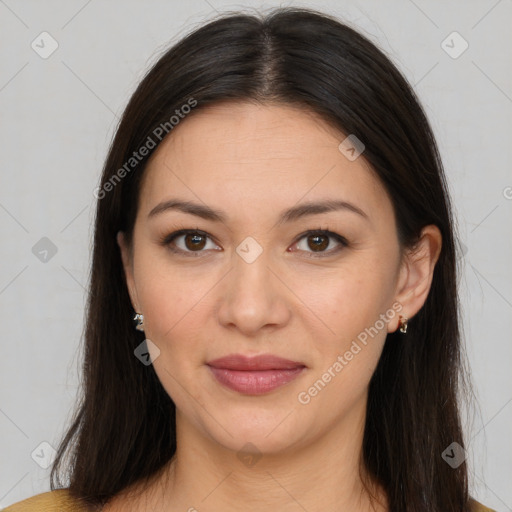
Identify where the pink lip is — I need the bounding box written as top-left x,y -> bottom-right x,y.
207,354 -> 306,395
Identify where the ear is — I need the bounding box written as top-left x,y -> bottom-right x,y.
116,231 -> 140,312
388,224 -> 442,332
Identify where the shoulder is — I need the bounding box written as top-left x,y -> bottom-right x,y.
470,497 -> 497,512
2,489 -> 95,512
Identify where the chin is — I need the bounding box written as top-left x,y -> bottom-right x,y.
200,407 -> 309,456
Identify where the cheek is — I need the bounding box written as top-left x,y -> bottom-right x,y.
295,262 -> 392,337
134,262 -> 213,408
291,271 -> 390,414
289,260 -> 394,391
138,270 -> 205,348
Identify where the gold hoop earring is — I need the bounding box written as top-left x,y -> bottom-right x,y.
398,315 -> 408,334
133,313 -> 144,332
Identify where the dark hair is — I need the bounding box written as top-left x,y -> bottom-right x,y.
51,7 -> 471,511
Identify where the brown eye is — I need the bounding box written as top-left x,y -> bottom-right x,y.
292,230 -> 348,258
163,229 -> 220,257
307,233 -> 329,252
184,233 -> 207,251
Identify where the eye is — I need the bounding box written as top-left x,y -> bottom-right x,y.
161,228 -> 348,259
162,229 -> 220,257
290,230 -> 348,258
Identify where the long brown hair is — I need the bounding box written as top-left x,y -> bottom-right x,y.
51,8 -> 471,511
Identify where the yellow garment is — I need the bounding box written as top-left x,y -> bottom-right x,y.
2,489 -> 91,511
2,488 -> 497,511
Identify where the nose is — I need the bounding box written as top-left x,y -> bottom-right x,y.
216,246 -> 292,337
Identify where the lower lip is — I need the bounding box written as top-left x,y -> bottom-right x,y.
208,366 -> 305,395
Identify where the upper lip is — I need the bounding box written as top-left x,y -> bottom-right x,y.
207,354 -> 306,371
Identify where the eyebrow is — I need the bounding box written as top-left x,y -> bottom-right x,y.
147,198 -> 369,224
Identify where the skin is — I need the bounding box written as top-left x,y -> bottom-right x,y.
110,101 -> 442,512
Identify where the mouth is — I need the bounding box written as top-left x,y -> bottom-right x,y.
206,354 -> 307,395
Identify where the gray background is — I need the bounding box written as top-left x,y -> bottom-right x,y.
0,0 -> 510,510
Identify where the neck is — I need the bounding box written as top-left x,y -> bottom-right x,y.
144,402 -> 387,512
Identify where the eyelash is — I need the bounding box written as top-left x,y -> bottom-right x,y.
159,228 -> 348,259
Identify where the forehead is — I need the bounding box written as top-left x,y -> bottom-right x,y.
138,101 -> 391,223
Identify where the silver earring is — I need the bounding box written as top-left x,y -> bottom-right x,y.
133,313 -> 144,332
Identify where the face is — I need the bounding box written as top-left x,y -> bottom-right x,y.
118,101 -> 432,457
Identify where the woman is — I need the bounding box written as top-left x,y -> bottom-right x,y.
5,7 -> 495,512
